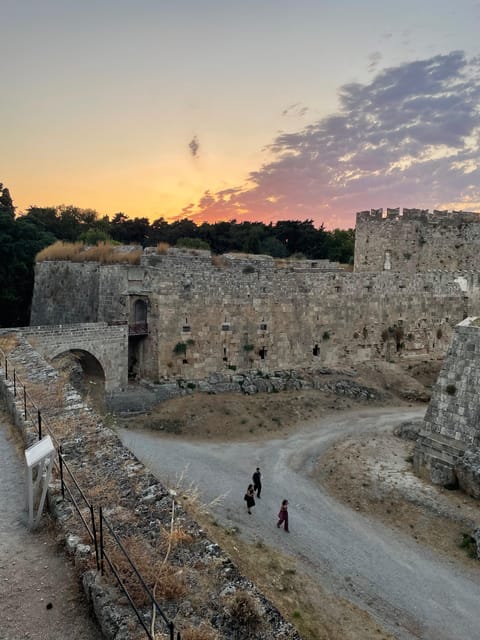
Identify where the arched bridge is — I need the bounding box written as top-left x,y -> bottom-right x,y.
22,323 -> 128,393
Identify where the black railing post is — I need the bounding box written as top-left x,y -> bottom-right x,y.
59,447 -> 65,500
13,370 -> 16,397
90,504 -> 100,572
5,357 -> 7,379
99,506 -> 104,575
38,410 -> 42,440
23,385 -> 27,419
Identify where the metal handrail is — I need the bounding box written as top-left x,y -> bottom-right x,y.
0,346 -> 180,640
100,508 -> 174,633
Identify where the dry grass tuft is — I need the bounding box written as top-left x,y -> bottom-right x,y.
179,623 -> 219,640
108,536 -> 187,605
156,242 -> 170,254
226,590 -> 263,634
36,241 -> 84,262
162,527 -> 193,547
211,254 -> 227,268
0,333 -> 20,355
36,241 -> 142,264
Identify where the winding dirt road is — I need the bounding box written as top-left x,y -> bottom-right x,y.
118,406 -> 480,640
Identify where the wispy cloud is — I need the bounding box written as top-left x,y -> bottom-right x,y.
368,51 -> 382,72
281,102 -> 309,118
188,135 -> 200,158
182,51 -> 480,228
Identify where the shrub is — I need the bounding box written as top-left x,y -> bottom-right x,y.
173,342 -> 187,355
226,591 -> 262,634
176,237 -> 210,251
459,533 -> 477,559
322,331 -> 330,341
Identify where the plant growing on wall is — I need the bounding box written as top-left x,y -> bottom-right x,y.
322,331 -> 330,341
243,344 -> 254,352
173,342 -> 187,355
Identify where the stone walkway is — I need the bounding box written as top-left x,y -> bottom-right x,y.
0,408 -> 103,640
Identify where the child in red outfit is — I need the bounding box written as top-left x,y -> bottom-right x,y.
277,499 -> 289,532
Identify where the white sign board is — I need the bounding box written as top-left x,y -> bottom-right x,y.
25,435 -> 55,529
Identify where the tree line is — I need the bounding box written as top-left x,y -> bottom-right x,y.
0,183 -> 354,327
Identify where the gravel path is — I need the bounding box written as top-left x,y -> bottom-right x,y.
118,406 -> 480,640
0,412 -> 102,640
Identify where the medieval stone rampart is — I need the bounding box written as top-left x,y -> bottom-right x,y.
30,248 -> 480,382
355,207 -> 480,273
414,317 -> 480,497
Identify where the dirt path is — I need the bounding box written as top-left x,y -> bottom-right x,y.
118,406 -> 480,640
0,409 -> 102,640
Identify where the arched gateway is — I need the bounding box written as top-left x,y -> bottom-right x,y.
21,323 -> 128,393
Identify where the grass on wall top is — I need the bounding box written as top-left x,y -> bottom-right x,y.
36,241 -> 142,265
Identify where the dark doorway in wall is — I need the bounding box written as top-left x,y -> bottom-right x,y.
259,346 -> 267,359
313,344 -> 320,356
135,299 -> 147,323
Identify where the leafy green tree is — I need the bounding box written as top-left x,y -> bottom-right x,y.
78,228 -> 113,245
0,188 -> 55,326
0,184 -> 15,218
175,237 -> 211,250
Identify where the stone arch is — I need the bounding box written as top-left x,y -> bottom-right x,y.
51,349 -> 106,407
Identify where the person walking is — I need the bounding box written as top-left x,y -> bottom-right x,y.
277,499 -> 289,532
244,484 -> 255,515
252,467 -> 262,498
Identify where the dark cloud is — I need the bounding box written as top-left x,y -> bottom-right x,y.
183,51 -> 480,228
188,135 -> 199,158
282,103 -> 309,118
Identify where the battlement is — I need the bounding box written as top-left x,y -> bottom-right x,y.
356,207 -> 480,224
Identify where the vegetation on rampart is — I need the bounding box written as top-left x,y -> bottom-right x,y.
36,241 -> 142,264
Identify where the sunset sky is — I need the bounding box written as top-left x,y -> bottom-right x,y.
3,1 -> 480,228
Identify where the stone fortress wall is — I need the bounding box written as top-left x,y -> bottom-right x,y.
414,318 -> 480,497
29,207 -> 480,496
355,207 -> 480,273
30,245 -> 480,383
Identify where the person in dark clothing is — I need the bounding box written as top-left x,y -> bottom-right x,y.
244,484 -> 255,515
252,467 -> 262,498
277,499 -> 289,532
